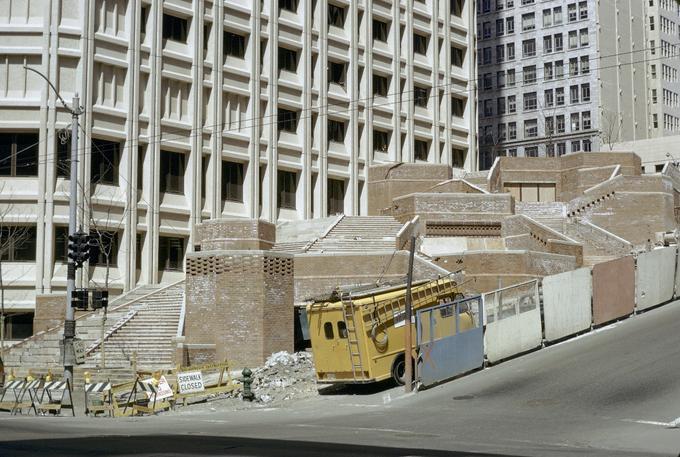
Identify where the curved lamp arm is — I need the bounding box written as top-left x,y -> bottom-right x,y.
24,66 -> 82,115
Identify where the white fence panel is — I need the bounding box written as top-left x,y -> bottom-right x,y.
483,281 -> 542,363
636,247 -> 676,311
542,268 -> 592,342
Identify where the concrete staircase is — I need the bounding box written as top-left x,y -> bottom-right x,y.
562,221 -> 632,267
307,216 -> 405,253
514,202 -> 566,233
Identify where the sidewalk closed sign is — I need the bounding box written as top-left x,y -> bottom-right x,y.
177,371 -> 205,394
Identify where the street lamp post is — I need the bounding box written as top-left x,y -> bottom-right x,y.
25,67 -> 83,385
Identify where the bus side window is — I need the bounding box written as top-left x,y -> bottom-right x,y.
337,321 -> 348,338
324,322 -> 334,339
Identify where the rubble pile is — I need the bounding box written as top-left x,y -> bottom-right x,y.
250,351 -> 318,404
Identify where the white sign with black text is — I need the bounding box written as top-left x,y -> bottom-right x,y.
177,371 -> 205,394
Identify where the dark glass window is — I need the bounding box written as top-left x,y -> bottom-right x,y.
328,61 -> 346,86
277,170 -> 297,209
373,75 -> 389,97
3,312 -> 33,340
140,6 -> 149,38
89,231 -> 119,266
54,226 -> 69,263
224,31 -> 246,58
278,47 -> 297,72
222,161 -> 244,202
90,138 -> 120,185
452,46 -> 465,67
373,130 -> 390,152
279,0 -> 298,13
414,140 -> 429,161
277,109 -> 298,133
452,97 -> 466,117
328,179 -> 345,215
452,148 -> 467,168
137,146 -> 145,192
56,137 -> 71,178
451,0 -> 465,17
373,19 -> 388,42
0,226 -> 36,261
0,133 -> 38,177
324,322 -> 334,339
328,120 -> 346,143
158,236 -> 185,271
162,14 -> 188,43
159,150 -> 185,194
337,321 -> 348,338
328,4 -> 346,27
414,33 -> 428,55
136,233 -> 144,270
414,86 -> 429,108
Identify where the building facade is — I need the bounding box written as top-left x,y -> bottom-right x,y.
476,0 -> 680,169
0,0 -> 475,339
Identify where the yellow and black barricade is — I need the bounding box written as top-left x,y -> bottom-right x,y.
34,380 -> 75,416
0,380 -> 25,413
84,381 -> 114,417
173,361 -> 236,406
124,375 -> 173,416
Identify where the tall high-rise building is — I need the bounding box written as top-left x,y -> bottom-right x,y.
477,0 -> 680,169
0,0 -> 475,339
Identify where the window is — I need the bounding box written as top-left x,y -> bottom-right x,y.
581,83 -> 591,102
650,16 -> 655,31
571,113 -> 580,131
568,3 -> 577,22
278,170 -> 297,209
328,61 -> 346,87
508,148 -> 517,157
328,119 -> 346,142
653,113 -> 658,128
89,231 -> 119,266
651,64 -> 657,79
158,236 -> 184,271
544,36 -> 553,54
203,24 -> 211,56
583,139 -> 592,152
90,138 -> 120,185
497,97 -> 506,114
328,179 -> 345,215
277,109 -> 298,132
579,29 -> 589,47
451,0 -> 465,17
414,140 -> 429,161
483,47 -> 492,64
483,99 -> 493,117
482,0 -> 491,13
554,33 -> 563,51
141,6 -> 149,38
452,97 -> 466,117
279,0 -> 298,13
525,146 -> 538,157
522,39 -> 536,57
555,60 -> 564,78
483,73 -> 493,90
373,130 -> 390,152
337,321 -> 348,338
278,47 -> 297,72
545,116 -> 555,135
522,13 -> 535,31
652,88 -> 658,104
0,226 -> 36,261
544,62 -> 554,80
523,92 -> 537,111
556,115 -> 565,133
521,0 -> 535,4
224,31 -> 246,58
523,65 -> 536,84
222,161 -> 244,202
508,95 -> 516,113
508,122 -> 517,140
162,14 -> 188,43
543,9 -> 552,27
414,33 -> 428,55
56,137 -> 70,178
545,89 -> 554,107
414,86 -> 429,108
556,87 -> 565,105
496,45 -> 505,63
506,43 -> 515,60
482,22 -> 491,38
328,4 -> 345,27
373,74 -> 389,97
651,40 -> 656,56
553,6 -> 563,24
570,85 -> 579,104
323,322 -> 334,339
579,1 -> 588,19
498,123 -> 507,140
496,19 -> 505,36
159,150 -> 185,194
497,71 -> 506,87
506,17 -> 514,34
571,140 -> 580,152
524,119 -> 538,138
0,133 -> 38,177
546,144 -> 555,157
507,69 -> 515,86
452,46 -> 465,67
582,111 -> 591,129
373,20 -> 388,42
580,56 -> 589,74
569,31 -> 578,49
452,148 -> 466,168
557,142 -> 566,156
55,226 -> 69,262
569,58 -> 578,76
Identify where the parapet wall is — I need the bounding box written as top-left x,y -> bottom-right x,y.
195,218 -> 276,251
389,193 -> 514,224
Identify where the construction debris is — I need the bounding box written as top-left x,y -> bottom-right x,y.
250,351 -> 317,404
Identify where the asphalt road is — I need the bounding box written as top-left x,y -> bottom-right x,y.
2,301 -> 680,456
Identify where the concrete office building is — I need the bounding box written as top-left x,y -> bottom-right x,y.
0,0 -> 476,341
476,0 -> 680,169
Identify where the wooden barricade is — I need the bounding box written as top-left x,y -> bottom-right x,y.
124,375 -> 173,416
0,380 -> 25,413
84,381 -> 114,417
14,380 -> 39,415
173,361 -> 237,406
34,380 -> 75,416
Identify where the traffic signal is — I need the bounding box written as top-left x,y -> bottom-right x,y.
67,231 -> 91,267
70,289 -> 89,310
92,290 -> 109,310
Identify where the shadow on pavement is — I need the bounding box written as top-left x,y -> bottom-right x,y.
318,379 -> 397,395
0,434 -> 527,457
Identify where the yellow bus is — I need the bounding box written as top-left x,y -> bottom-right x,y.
307,277 -> 472,385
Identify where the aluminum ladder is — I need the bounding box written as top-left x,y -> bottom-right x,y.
341,292 -> 365,381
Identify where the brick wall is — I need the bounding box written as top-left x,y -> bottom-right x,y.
390,193 -> 514,224
184,250 -> 294,368
33,294 -> 67,334
195,218 -> 276,251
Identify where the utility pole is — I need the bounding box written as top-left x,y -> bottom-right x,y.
24,67 -> 83,385
404,235 -> 416,393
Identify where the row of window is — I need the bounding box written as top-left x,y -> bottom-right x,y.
480,4 -> 588,40
482,84 -> 591,119
480,30 -> 589,66
481,110 -> 592,144
482,56 -> 590,92
661,64 -> 679,81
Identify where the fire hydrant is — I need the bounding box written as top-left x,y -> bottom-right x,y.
242,368 -> 255,402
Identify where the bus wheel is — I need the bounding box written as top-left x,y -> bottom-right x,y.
391,355 -> 406,385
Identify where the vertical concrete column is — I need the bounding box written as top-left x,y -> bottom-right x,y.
148,0 -> 162,284
443,0 -> 452,167
319,0 -> 328,217
348,1 -> 359,215
431,1 -> 440,163
467,0 -> 478,171
266,0 -> 280,222
249,0 -> 262,219
365,4 -> 374,169
391,0 -> 401,163
212,1 -> 224,218
302,0 -> 313,219
405,0 -> 414,163
189,0 -> 204,252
